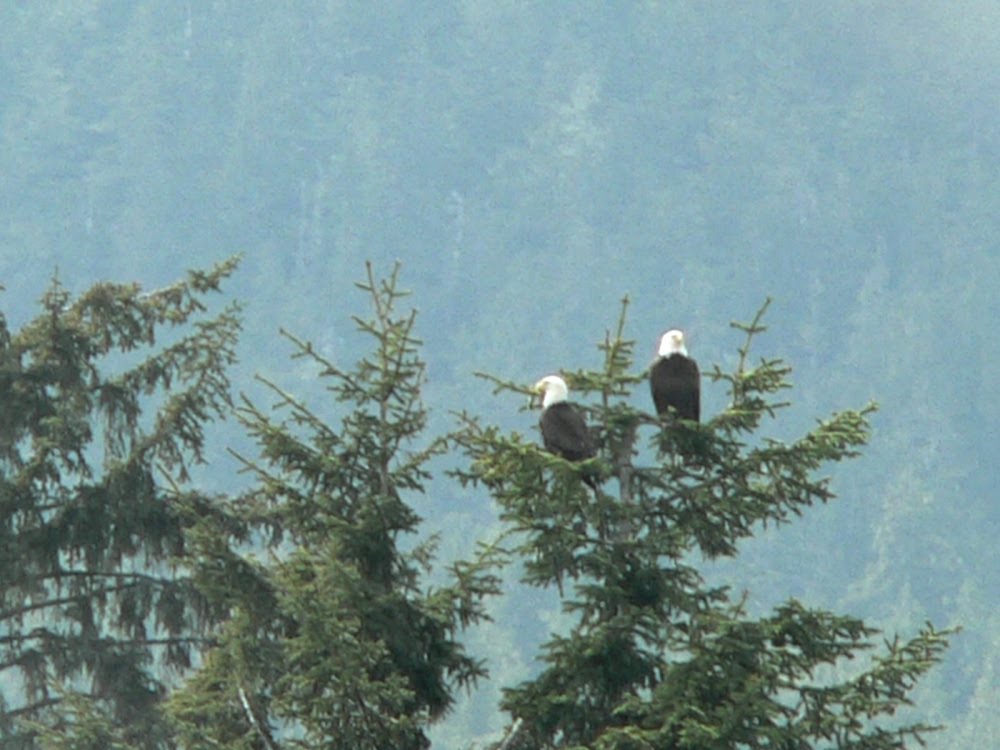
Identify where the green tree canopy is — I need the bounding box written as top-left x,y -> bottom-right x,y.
0,259 -> 951,749
168,264 -> 499,750
455,300 -> 950,750
0,258 -> 241,748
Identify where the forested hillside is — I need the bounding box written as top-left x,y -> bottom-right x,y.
1,2 -> 997,747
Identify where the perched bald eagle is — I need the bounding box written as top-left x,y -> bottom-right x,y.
533,375 -> 598,475
650,329 -> 700,422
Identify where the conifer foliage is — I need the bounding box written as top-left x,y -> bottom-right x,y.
0,259 -> 242,747
456,300 -> 950,750
169,263 -> 498,750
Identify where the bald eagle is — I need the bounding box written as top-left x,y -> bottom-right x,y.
650,329 -> 700,422
533,376 -> 598,488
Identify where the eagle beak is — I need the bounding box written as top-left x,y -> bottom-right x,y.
529,381 -> 545,408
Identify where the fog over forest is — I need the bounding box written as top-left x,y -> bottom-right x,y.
1,3 -> 998,747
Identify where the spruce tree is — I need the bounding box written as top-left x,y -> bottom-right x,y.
455,300 -> 950,750
0,259 -> 242,748
168,263 -> 499,750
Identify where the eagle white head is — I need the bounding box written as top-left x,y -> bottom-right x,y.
533,375 -> 569,408
657,329 -> 689,358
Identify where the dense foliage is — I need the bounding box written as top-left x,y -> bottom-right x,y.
456,302 -> 949,749
0,2 -> 993,745
0,261 -> 953,749
168,264 -> 499,749
0,259 -> 240,747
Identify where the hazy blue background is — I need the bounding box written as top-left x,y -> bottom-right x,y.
2,3 -> 997,746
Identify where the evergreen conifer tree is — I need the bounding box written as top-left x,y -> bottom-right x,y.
0,259 -> 242,748
456,300 -> 950,750
169,263 -> 499,750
